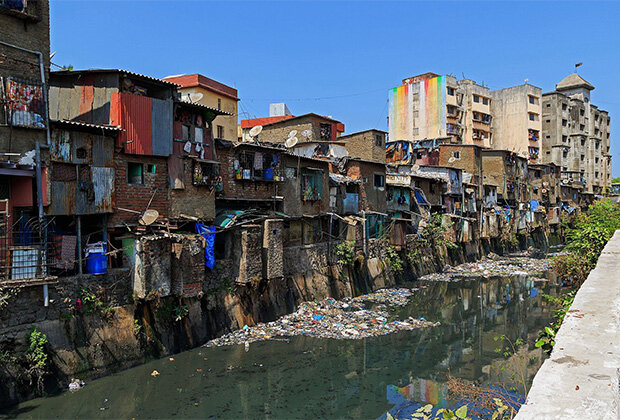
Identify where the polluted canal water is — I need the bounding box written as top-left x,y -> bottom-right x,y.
5,258 -> 558,419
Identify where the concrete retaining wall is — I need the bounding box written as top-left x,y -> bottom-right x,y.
516,231 -> 620,419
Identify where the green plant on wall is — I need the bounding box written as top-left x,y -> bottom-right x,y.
156,300 -> 189,323
24,326 -> 49,391
384,245 -> 403,273
79,287 -> 115,320
335,240 -> 356,266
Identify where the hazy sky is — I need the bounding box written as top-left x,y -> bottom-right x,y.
50,1 -> 620,175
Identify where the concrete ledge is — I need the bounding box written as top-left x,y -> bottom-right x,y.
516,230 -> 620,419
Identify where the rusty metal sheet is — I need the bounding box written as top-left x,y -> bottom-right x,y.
111,92 -> 153,155
91,167 -> 114,213
92,136 -> 114,167
151,98 -> 173,156
49,181 -> 77,215
50,129 -> 72,162
72,133 -> 91,165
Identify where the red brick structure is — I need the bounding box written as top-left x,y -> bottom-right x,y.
110,153 -> 169,227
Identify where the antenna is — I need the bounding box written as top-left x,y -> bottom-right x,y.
50,51 -> 57,59
285,137 -> 298,148
249,125 -> 263,138
188,92 -> 203,103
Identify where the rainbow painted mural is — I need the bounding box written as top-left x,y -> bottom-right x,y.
389,75 -> 447,141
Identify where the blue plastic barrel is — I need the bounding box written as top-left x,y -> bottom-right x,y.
86,243 -> 107,275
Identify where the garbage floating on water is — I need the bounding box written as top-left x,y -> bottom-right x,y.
420,252 -> 551,282
150,370 -> 160,377
204,288 -> 438,348
68,378 -> 84,391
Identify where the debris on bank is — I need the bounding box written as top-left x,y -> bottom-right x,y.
420,252 -> 551,282
205,289 -> 437,347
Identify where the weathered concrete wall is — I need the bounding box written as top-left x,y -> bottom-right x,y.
516,231 -> 620,419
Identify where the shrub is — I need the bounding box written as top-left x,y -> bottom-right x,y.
335,241 -> 356,266
384,246 -> 403,273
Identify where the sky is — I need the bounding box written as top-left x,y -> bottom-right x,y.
50,0 -> 620,176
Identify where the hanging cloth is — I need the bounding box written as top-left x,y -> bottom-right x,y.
254,152 -> 263,170
196,223 -> 216,269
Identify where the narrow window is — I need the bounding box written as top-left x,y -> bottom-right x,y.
217,98 -> 222,110
217,125 -> 224,139
128,162 -> 144,184
374,174 -> 385,188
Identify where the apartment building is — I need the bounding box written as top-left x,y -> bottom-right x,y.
541,74 -> 611,195
163,74 -> 239,142
491,84 -> 543,164
388,73 -> 492,147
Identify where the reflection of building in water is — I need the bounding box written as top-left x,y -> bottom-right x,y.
384,379 -> 451,419
390,379 -> 449,406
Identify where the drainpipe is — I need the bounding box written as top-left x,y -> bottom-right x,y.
361,210 -> 367,256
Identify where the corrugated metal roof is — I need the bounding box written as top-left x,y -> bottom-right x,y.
50,119 -> 123,133
52,69 -> 179,87
176,100 -> 233,116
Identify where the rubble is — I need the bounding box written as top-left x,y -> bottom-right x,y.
205,288 -> 437,347
421,253 -> 552,282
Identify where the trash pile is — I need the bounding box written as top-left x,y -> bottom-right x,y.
420,252 -> 551,282
205,289 -> 437,348
350,288 -> 414,307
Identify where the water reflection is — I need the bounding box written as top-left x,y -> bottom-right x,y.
3,275 -> 557,419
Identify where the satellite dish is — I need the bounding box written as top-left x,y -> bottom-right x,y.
301,129 -> 312,139
139,209 -> 159,226
50,51 -> 57,59
412,164 -> 420,172
288,130 -> 298,138
542,181 -> 549,187
448,157 -> 456,163
188,92 -> 203,103
285,137 -> 298,148
249,125 -> 263,137
542,189 -> 548,194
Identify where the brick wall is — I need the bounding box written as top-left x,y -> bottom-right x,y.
346,160 -> 387,213
258,119 -> 314,144
281,154 -> 329,217
340,130 -> 386,163
109,153 -> 169,227
169,157 -> 215,220
216,143 -> 281,203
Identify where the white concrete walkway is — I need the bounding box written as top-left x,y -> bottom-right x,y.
516,230 -> 620,419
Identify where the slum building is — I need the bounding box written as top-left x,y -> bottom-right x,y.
336,129 -> 387,163
46,119 -> 120,274
240,113 -> 345,144
48,69 -> 179,231
0,0 -> 54,284
169,99 -> 231,222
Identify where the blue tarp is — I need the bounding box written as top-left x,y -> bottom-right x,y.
414,189 -> 428,205
530,200 -> 539,211
196,223 -> 216,270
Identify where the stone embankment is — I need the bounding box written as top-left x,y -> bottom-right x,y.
516,230 -> 620,419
